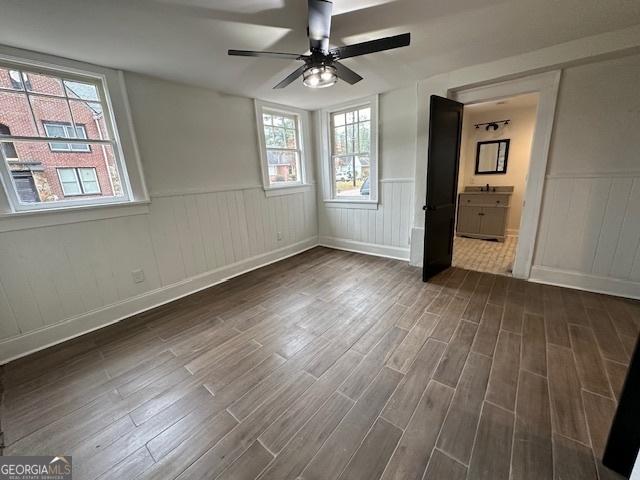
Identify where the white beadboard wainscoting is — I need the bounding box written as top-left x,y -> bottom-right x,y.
318,179 -> 414,260
531,172 -> 640,299
0,185 -> 318,363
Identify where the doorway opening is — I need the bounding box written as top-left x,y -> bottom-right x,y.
452,92 -> 539,276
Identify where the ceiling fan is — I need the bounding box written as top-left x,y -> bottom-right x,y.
228,0 -> 411,89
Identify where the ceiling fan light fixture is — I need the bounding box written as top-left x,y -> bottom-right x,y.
303,64 -> 337,88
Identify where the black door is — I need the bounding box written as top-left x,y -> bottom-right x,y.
603,334 -> 639,477
422,95 -> 464,281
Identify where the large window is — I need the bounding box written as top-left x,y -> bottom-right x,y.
0,60 -> 130,211
322,96 -> 378,204
255,101 -> 309,193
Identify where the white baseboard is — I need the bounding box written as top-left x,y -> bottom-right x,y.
409,227 -> 424,266
530,265 -> 640,300
0,237 -> 319,364
318,236 -> 410,261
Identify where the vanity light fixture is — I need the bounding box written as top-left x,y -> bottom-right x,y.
474,119 -> 511,130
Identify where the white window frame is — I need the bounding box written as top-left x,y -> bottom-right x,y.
0,45 -> 149,222
57,167 -> 101,196
254,99 -> 312,196
320,95 -> 378,207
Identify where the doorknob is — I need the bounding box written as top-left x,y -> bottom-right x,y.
423,205 -> 436,211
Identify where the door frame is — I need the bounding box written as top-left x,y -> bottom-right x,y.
450,71 -> 561,279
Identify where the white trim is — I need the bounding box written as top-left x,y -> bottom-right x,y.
254,99 -> 312,191
263,184 -> 314,197
0,236 -> 318,364
324,200 -> 378,210
530,265 -> 640,300
380,178 -> 414,184
451,70 -> 561,280
319,94 -> 379,204
319,235 -> 409,261
0,200 -> 150,232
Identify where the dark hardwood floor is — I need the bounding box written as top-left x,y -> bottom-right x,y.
1,247 -> 637,480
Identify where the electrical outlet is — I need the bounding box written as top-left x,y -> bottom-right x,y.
277,231 -> 283,241
132,269 -> 145,284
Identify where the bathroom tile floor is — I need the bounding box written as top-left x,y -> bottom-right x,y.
453,235 -> 517,275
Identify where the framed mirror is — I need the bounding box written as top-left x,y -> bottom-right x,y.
475,139 -> 510,174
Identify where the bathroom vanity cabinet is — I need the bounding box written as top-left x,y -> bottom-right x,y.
456,186 -> 513,241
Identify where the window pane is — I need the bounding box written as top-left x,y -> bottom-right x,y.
25,72 -> 65,96
333,125 -> 346,155
334,155 -> 370,198
266,150 -> 299,184
0,90 -> 39,136
358,108 -> 370,121
345,111 -> 355,124
79,168 -> 100,193
58,168 -> 81,195
273,115 -> 284,127
359,121 -> 370,153
283,117 -> 295,129
69,100 -> 107,140
346,124 -> 356,154
0,68 -> 24,90
64,80 -> 100,101
29,96 -> 73,137
285,129 -> 297,149
333,113 -> 345,127
5,141 -> 122,202
262,113 -> 272,125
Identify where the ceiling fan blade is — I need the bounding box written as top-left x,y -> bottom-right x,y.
308,0 -> 333,52
228,50 -> 305,60
273,65 -> 307,89
333,62 -> 363,85
331,32 -> 410,60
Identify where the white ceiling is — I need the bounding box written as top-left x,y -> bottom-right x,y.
1,0 -> 639,109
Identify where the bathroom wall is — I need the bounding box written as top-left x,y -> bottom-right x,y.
458,98 -> 538,234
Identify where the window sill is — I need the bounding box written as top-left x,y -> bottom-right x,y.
324,200 -> 379,210
263,184 -> 314,197
0,200 -> 150,233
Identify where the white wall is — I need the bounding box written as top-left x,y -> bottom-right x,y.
531,54 -> 640,297
458,103 -> 537,234
317,86 -> 417,259
0,72 -> 318,363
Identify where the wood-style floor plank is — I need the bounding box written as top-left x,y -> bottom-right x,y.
436,352 -> 492,464
521,313 -> 547,376
547,344 -> 590,445
381,380 -> 454,480
485,330 -> 521,411
467,402 -> 514,480
511,370 -> 553,480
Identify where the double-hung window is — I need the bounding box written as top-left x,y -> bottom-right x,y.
0,58 -> 134,211
255,100 -> 310,194
321,95 -> 378,205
